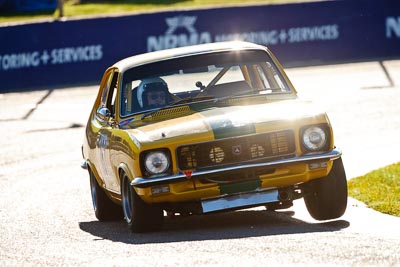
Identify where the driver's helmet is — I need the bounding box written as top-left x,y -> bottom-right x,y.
137,77 -> 170,109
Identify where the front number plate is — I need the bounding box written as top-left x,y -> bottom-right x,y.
201,190 -> 279,213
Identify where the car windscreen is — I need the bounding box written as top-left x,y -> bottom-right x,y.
120,50 -> 291,117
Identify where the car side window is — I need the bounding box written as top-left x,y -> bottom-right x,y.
99,71 -> 119,118
107,73 -> 118,117
99,72 -> 113,108
121,80 -> 141,116
261,63 -> 288,92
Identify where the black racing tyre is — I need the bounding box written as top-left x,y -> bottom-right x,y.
121,172 -> 164,233
304,158 -> 348,220
89,169 -> 123,221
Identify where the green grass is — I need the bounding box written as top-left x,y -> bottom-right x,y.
348,162 -> 400,217
0,0 -> 311,24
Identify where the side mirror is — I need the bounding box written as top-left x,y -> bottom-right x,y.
97,107 -> 111,122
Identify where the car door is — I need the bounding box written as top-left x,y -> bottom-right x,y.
95,69 -> 119,193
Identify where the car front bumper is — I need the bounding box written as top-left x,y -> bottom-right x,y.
131,148 -> 342,189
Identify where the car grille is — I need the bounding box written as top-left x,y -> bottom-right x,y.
177,129 -> 296,170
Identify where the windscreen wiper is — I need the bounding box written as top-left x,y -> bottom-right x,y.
170,95 -> 215,105
214,88 -> 282,103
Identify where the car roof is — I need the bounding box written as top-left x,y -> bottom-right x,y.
113,41 -> 269,72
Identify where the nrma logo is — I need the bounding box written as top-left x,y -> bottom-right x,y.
386,16 -> 400,39
147,16 -> 212,51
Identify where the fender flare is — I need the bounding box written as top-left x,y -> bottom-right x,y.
118,163 -> 134,184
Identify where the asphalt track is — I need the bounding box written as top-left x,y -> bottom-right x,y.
1,61 -> 400,266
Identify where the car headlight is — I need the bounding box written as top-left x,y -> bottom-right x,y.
143,151 -> 170,175
302,126 -> 328,152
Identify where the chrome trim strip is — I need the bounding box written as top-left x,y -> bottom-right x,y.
131,148 -> 342,188
201,189 -> 279,213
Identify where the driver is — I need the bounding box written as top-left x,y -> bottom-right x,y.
137,77 -> 171,109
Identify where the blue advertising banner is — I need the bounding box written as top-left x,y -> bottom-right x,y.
0,0 -> 400,91
0,0 -> 57,12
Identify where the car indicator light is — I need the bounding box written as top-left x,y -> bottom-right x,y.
309,162 -> 328,170
151,185 -> 170,195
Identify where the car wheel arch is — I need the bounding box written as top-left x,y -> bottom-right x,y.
86,162 -> 102,187
118,163 -> 134,186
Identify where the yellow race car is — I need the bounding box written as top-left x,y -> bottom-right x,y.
81,41 -> 347,232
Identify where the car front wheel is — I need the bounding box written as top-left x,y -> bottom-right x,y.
89,168 -> 123,221
304,158 -> 348,220
121,172 -> 164,232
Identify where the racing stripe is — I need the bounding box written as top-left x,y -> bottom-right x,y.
199,107 -> 256,139
219,179 -> 262,195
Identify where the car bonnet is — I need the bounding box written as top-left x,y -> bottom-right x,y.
125,99 -> 327,144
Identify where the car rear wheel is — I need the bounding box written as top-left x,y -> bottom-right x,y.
121,172 -> 164,232
89,168 -> 123,221
304,158 -> 348,220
